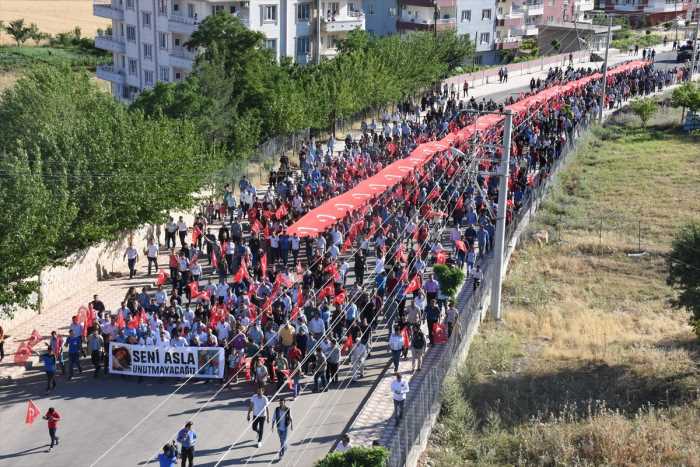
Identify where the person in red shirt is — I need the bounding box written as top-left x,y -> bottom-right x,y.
43,407 -> 61,451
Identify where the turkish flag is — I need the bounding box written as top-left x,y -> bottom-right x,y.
211,251 -> 219,270
319,284 -> 335,300
405,274 -> 422,294
291,305 -> 300,321
341,335 -> 354,355
428,186 -> 440,201
342,237 -> 352,252
401,327 -> 410,349
232,264 -> 250,284
156,270 -> 170,286
188,281 -> 199,298
261,254 -> 267,278
25,400 -> 40,425
275,204 -> 288,220
115,313 -> 126,329
455,195 -> 464,210
436,251 -> 448,264
251,219 -> 262,234
192,226 -> 202,245
455,240 -> 467,252
334,290 -> 346,305
297,287 -> 304,307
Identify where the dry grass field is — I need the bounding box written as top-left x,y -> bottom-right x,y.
426,106 -> 700,466
0,0 -> 108,45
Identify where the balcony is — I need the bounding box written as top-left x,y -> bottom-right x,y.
397,17 -> 457,32
577,0 -> 595,11
168,13 -> 198,35
399,0 -> 456,7
93,0 -> 124,20
96,64 -> 126,85
321,12 -> 365,33
297,53 -> 314,64
524,25 -> 538,35
525,2 -> 544,15
170,46 -> 195,70
94,34 -> 126,54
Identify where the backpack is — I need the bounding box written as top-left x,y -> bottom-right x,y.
413,331 -> 425,350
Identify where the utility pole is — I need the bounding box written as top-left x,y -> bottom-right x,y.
599,15 -> 612,121
490,110 -> 513,322
691,16 -> 700,78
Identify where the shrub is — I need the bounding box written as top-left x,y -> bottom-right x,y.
315,446 -> 389,467
433,264 -> 465,299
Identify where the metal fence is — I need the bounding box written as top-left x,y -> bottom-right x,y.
383,119 -> 592,467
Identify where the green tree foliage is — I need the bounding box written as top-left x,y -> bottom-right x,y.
315,446 -> 389,467
667,222 -> 700,339
0,66 -> 221,315
671,82 -> 700,113
433,264 -> 466,299
629,98 -> 657,127
4,19 -> 33,47
133,21 -> 473,152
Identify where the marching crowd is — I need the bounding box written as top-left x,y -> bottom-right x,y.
33,59 -> 688,462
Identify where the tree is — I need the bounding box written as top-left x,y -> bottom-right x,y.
629,98 -> 657,127
28,23 -> 48,45
0,66 -> 222,316
667,222 -> 700,339
671,82 -> 700,123
4,19 -> 32,47
316,446 -> 389,467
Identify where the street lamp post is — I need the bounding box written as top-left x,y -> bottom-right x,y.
433,0 -> 439,39
599,15 -> 612,121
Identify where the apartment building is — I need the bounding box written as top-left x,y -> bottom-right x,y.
601,0 -> 691,25
94,0 -> 365,102
457,0 -> 498,63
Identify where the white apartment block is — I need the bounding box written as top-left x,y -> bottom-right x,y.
94,0 -> 365,102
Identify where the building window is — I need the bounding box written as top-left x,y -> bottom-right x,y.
212,4 -> 224,13
143,43 -> 153,59
159,32 -> 168,49
144,70 -> 154,86
481,9 -> 491,20
296,36 -> 310,55
188,3 -> 195,17
367,3 -> 375,14
327,2 -> 340,15
159,66 -> 170,82
297,3 -> 311,21
175,71 -> 183,81
128,58 -> 138,75
479,32 -> 490,44
158,0 -> 168,15
265,38 -> 277,50
126,0 -> 134,9
142,11 -> 151,27
126,25 -> 136,42
263,5 -> 277,22
461,9 -> 471,21
388,7 -> 396,16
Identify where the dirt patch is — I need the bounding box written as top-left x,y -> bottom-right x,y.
0,0 -> 109,45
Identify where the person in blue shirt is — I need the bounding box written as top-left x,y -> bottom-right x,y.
157,443 -> 178,467
42,350 -> 57,394
64,330 -> 82,380
177,421 -> 197,467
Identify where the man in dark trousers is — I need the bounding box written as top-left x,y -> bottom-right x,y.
176,421 -> 197,467
272,398 -> 293,460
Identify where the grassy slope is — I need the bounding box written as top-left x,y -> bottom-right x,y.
425,108 -> 700,466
